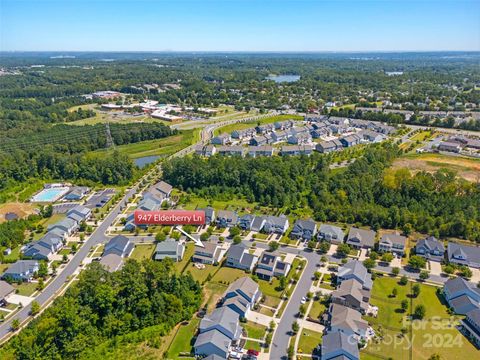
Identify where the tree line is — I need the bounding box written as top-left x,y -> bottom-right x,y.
162,144 -> 480,241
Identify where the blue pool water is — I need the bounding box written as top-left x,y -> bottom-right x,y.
31,187 -> 69,202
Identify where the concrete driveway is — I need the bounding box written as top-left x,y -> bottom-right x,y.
429,261 -> 443,276
6,294 -> 34,307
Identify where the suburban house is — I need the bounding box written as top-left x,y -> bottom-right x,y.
262,215 -> 289,234
331,279 -> 370,314
337,260 -> 373,290
0,280 -> 15,306
443,277 -> 480,315
154,238 -> 185,262
251,216 -> 267,232
318,224 -> 345,244
1,260 -> 39,282
290,219 -> 317,241
195,144 -> 217,157
326,303 -> 369,340
415,236 -> 445,261
99,253 -> 124,272
250,135 -> 268,146
461,308 -> 480,349
149,181 -> 173,200
359,130 -> 386,143
315,139 -> 343,153
346,227 -> 376,249
287,132 -> 311,145
64,186 -> 90,201
194,328 -> 232,358
225,243 -> 258,271
448,242 -> 480,268
216,210 -> 238,228
321,331 -> 359,360
23,231 -> 64,260
238,214 -> 255,230
255,252 -> 291,280
248,145 -> 274,157
378,233 -> 407,256
274,120 -> 294,130
201,207 -> 216,225
339,134 -> 362,147
103,235 -> 134,258
271,130 -> 288,143
66,205 -> 92,223
231,128 -> 255,139
222,276 -> 261,317
47,217 -> 79,237
192,241 -> 227,265
211,133 -> 231,145
256,124 -> 274,134
281,145 -> 314,156
199,306 -> 243,341
218,146 -> 245,157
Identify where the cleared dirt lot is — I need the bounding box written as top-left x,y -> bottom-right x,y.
0,202 -> 37,223
393,153 -> 480,182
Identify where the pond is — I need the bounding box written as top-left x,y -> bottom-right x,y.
134,155 -> 160,168
266,74 -> 301,83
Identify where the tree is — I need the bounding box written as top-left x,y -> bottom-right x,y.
62,254 -> 68,263
319,241 -> 330,254
399,275 -> 408,285
279,276 -> 287,291
414,304 -> 426,319
459,266 -> 472,279
30,301 -> 40,316
233,235 -> 242,244
229,226 -> 241,237
369,251 -> 379,261
291,321 -> 299,334
11,319 -> 20,332
155,231 -> 167,242
314,271 -> 321,281
443,264 -> 454,275
363,258 -> 376,271
419,270 -> 429,280
200,232 -> 209,242
307,240 -> 316,250
269,241 -> 280,252
336,243 -> 350,258
71,244 -> 78,254
287,345 -> 295,359
381,252 -> 394,263
391,287 -> 398,298
401,299 -> 408,312
392,267 -> 400,276
408,255 -> 426,270
412,284 -> 421,298
299,304 -> 306,317
38,262 -> 48,278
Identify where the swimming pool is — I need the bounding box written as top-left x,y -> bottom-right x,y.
31,187 -> 70,202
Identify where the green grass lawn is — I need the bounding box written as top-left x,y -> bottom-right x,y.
244,339 -> 262,352
15,281 -> 38,296
308,300 -> 326,321
130,244 -> 155,261
1,246 -> 22,262
58,248 -> 71,256
166,317 -> 199,358
183,262 -> 219,284
297,329 -> 322,355
257,278 -> 283,299
174,243 -> 194,273
363,276 -> 479,360
202,282 -> 228,312
211,267 -> 248,285
244,321 -> 267,340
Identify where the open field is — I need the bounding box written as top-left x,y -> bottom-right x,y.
166,317 -> 199,359
210,267 -> 248,284
392,153 -> 480,182
213,114 -> 303,136
90,130 -> 197,159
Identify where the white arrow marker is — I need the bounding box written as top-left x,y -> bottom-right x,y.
175,225 -> 204,248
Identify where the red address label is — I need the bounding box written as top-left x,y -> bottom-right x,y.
134,210 -> 205,225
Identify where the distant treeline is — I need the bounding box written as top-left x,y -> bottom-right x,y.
163,144 -> 480,241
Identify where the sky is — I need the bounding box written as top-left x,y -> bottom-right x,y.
1,0 -> 479,52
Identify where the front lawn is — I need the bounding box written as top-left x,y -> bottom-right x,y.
297,329 -> 322,355
211,267 -> 248,285
244,321 -> 267,340
244,339 -> 262,352
308,300 -> 326,321
15,281 -> 38,296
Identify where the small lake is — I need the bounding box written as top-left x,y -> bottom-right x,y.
134,155 -> 160,168
266,74 -> 301,83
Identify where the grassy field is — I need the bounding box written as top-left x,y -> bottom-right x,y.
213,114 -> 303,136
362,275 -> 478,360
180,193 -> 266,214
297,329 -> 322,355
244,321 -> 267,340
202,282 -> 228,312
183,262 -> 219,284
90,130 -> 197,159
130,244 -> 155,261
393,153 -> 480,182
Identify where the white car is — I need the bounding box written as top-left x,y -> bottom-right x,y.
301,296 -> 306,304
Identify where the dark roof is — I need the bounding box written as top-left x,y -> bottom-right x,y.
322,332 -> 359,360
0,280 -> 15,299
259,252 -> 277,267
104,235 -> 133,257
347,227 -> 376,247
416,236 -> 445,253
227,243 -> 248,262
448,242 -> 480,265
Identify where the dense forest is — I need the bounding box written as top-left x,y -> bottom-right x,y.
163,144 -> 480,242
0,260 -> 202,359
